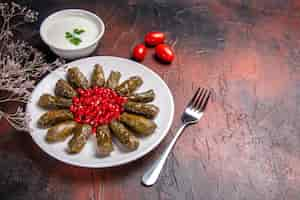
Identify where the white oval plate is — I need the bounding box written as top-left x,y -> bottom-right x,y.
26,56 -> 174,168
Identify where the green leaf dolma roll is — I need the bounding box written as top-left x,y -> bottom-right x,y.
91,64 -> 105,87
124,101 -> 159,119
38,94 -> 72,109
38,109 -> 73,128
46,121 -> 77,142
120,112 -> 157,136
96,125 -> 114,156
105,71 -> 121,89
68,124 -> 92,153
67,67 -> 89,89
115,76 -> 143,96
109,120 -> 139,150
55,79 -> 77,98
127,89 -> 155,103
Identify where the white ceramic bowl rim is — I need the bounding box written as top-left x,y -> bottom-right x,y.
40,9 -> 105,50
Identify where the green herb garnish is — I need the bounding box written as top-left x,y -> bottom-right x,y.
65,28 -> 85,46
73,28 -> 85,35
65,32 -> 73,39
70,37 -> 82,46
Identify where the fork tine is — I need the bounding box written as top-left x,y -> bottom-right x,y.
202,90 -> 211,110
198,90 -> 210,111
187,87 -> 200,107
193,88 -> 204,109
195,89 -> 207,110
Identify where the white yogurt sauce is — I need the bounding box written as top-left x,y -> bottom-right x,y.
45,14 -> 100,49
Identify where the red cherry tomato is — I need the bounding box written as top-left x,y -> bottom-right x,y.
144,32 -> 165,46
155,44 -> 175,63
132,44 -> 147,61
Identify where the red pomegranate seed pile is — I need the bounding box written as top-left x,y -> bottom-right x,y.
70,87 -> 127,133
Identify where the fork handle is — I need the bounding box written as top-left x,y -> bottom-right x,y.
142,123 -> 187,186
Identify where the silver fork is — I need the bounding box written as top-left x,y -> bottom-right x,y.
142,87 -> 211,186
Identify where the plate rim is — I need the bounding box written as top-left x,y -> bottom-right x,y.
26,56 -> 175,168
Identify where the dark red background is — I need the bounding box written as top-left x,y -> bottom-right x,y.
0,0 -> 299,199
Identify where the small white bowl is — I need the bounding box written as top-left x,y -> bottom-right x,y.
40,9 -> 105,59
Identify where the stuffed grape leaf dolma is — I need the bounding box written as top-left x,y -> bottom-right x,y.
120,112 -> 157,136
109,120 -> 139,150
127,89 -> 155,103
38,109 -> 73,128
46,121 -> 77,142
115,76 -> 143,96
105,71 -> 121,89
68,124 -> 92,153
67,67 -> 89,89
91,64 -> 105,87
38,94 -> 72,109
96,125 -> 113,156
124,101 -> 159,119
55,79 -> 77,98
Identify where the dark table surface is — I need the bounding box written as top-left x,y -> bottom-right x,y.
1,0 -> 299,199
